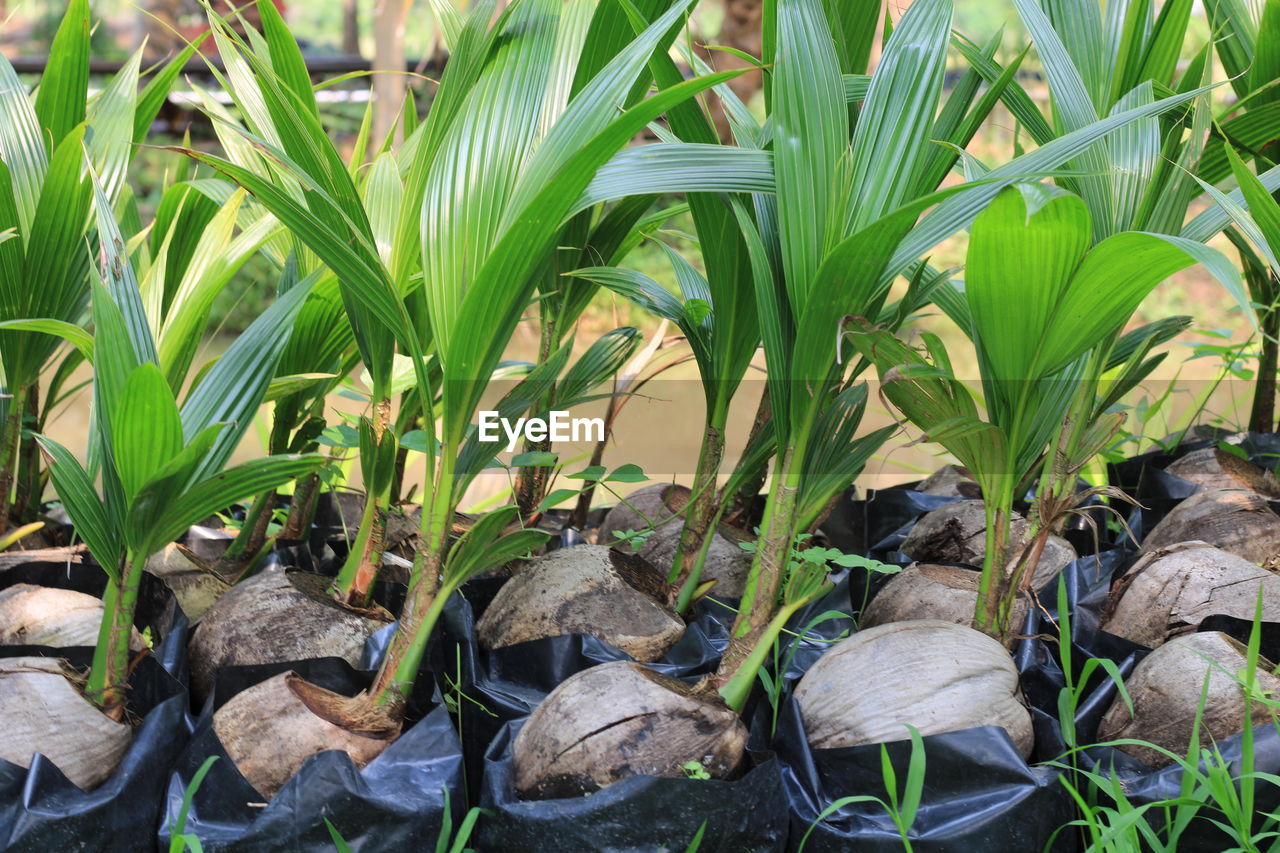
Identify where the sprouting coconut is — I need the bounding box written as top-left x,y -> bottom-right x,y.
1103,541 -> 1280,647
145,544 -> 233,622
188,565 -> 392,701
213,671 -> 397,798
0,584 -> 146,650
859,564 -> 1029,644
1141,489 -> 1280,564
477,546 -> 684,661
601,484 -> 755,598
914,465 -> 980,497
1097,632 -> 1280,767
898,500 -> 1076,588
512,660 -> 747,800
1163,448 -> 1280,497
0,657 -> 133,791
793,620 -> 1034,756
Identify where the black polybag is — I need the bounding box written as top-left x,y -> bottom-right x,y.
428,574 -> 732,804
158,656 -> 464,853
0,643 -> 190,852
771,695 -> 1072,853
476,717 -> 789,853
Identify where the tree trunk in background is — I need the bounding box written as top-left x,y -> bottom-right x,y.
710,0 -> 764,140
343,0 -> 361,56
373,0 -> 413,149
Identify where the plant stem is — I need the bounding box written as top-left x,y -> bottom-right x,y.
87,550 -> 144,720
723,387 -> 771,526
222,490 -> 276,564
279,472 -> 320,540
1250,293 -> 1279,434
331,397 -> 392,606
13,382 -> 39,525
713,441 -> 800,691
368,449 -> 455,718
974,477 -> 1015,640
0,383 -> 27,535
669,414 -> 726,608
515,311 -> 559,518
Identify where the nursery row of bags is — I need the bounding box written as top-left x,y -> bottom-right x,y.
5,433 -> 1280,851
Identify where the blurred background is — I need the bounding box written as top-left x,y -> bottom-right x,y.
0,1 -> 1257,504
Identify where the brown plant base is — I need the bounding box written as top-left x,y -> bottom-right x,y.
1098,632 -> 1280,768
188,565 -> 391,701
213,671 -> 398,798
898,500 -> 1075,589
859,564 -> 1029,646
1103,541 -> 1280,647
0,657 -> 132,791
477,546 -> 684,662
0,584 -> 145,650
794,620 -> 1034,757
1141,489 -> 1280,564
1163,448 -> 1280,497
512,660 -> 746,800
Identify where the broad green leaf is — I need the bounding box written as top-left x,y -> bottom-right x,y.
33,0 -> 90,151
111,364 -> 183,501
35,435 -> 122,575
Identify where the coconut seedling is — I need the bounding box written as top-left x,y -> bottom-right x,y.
850,182 -> 1241,641
172,0 -> 745,797
0,0 -> 199,536
0,176 -> 323,789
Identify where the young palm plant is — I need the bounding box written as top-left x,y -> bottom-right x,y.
0,172 -> 322,793
172,0 -> 743,798
850,183 -> 1240,640
0,0 -> 198,535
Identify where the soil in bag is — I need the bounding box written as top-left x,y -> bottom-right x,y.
160,656 -> 463,853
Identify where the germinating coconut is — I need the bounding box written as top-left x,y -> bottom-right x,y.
477,545 -> 683,661
1141,489 -> 1280,564
898,499 -> 1075,588
1163,448 -> 1280,497
214,671 -> 396,798
794,619 -> 1034,756
145,543 -> 232,621
860,563 -> 1028,643
1103,541 -> 1280,647
1097,632 -> 1280,767
0,584 -> 143,649
914,465 -> 980,498
188,564 -> 391,701
0,657 -> 132,791
598,483 -> 753,597
512,660 -> 746,799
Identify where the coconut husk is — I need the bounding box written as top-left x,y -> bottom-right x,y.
477,545 -> 684,662
0,584 -> 144,650
794,619 -> 1033,757
597,483 -> 685,546
1141,489 -> 1280,564
188,566 -> 391,701
1163,448 -> 1280,498
145,543 -> 232,621
898,500 -> 1075,588
1097,632 -> 1280,767
512,660 -> 746,800
0,545 -> 85,570
915,465 -> 981,498
860,564 -> 1028,646
1103,541 -> 1280,647
0,656 -> 132,791
213,671 -> 397,798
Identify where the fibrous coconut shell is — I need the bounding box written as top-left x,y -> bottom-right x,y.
1163,448 -> 1280,498
860,564 -> 1028,645
477,545 -> 684,661
213,671 -> 396,798
915,465 -> 981,498
1141,489 -> 1280,564
512,660 -> 746,800
794,619 -> 1034,757
188,566 -> 391,701
1098,632 -> 1280,767
0,656 -> 132,791
145,543 -> 232,621
1103,541 -> 1280,647
0,584 -> 143,650
899,500 -> 1075,588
